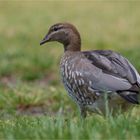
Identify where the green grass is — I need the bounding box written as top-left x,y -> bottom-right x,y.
0,0 -> 140,139
0,114 -> 140,140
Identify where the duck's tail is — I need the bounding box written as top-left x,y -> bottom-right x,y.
118,91 -> 139,104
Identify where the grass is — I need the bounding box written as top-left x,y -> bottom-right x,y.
0,0 -> 140,139
0,114 -> 140,140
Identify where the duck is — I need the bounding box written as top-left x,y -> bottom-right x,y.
40,23 -> 140,117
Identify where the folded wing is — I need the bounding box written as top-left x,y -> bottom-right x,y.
79,50 -> 140,104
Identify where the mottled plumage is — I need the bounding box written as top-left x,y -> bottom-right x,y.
40,23 -> 140,117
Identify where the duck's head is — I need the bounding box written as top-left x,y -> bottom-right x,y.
40,23 -> 81,51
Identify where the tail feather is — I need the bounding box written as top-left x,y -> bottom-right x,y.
118,92 -> 139,104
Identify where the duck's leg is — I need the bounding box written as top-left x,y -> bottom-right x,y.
79,106 -> 87,118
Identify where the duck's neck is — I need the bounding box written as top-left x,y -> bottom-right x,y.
64,43 -> 81,52
64,35 -> 81,52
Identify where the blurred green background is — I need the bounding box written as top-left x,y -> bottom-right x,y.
0,1 -> 140,139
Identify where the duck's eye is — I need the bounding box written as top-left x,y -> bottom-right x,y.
53,27 -> 59,31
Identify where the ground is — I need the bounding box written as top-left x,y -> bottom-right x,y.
0,1 -> 140,139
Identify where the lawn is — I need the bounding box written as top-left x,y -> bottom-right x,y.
0,0 -> 140,139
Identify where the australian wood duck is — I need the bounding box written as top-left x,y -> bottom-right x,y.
40,23 -> 140,117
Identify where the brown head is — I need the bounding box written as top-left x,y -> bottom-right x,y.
40,23 -> 81,51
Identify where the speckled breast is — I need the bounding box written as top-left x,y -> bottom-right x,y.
60,52 -> 97,106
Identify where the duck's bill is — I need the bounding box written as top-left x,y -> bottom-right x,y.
40,35 -> 49,45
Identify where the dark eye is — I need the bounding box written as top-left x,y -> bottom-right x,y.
53,27 -> 58,31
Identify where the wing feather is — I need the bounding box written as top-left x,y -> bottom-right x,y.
80,50 -> 140,104
83,50 -> 140,86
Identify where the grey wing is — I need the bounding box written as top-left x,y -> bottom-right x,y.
79,50 -> 140,104
83,50 -> 140,88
